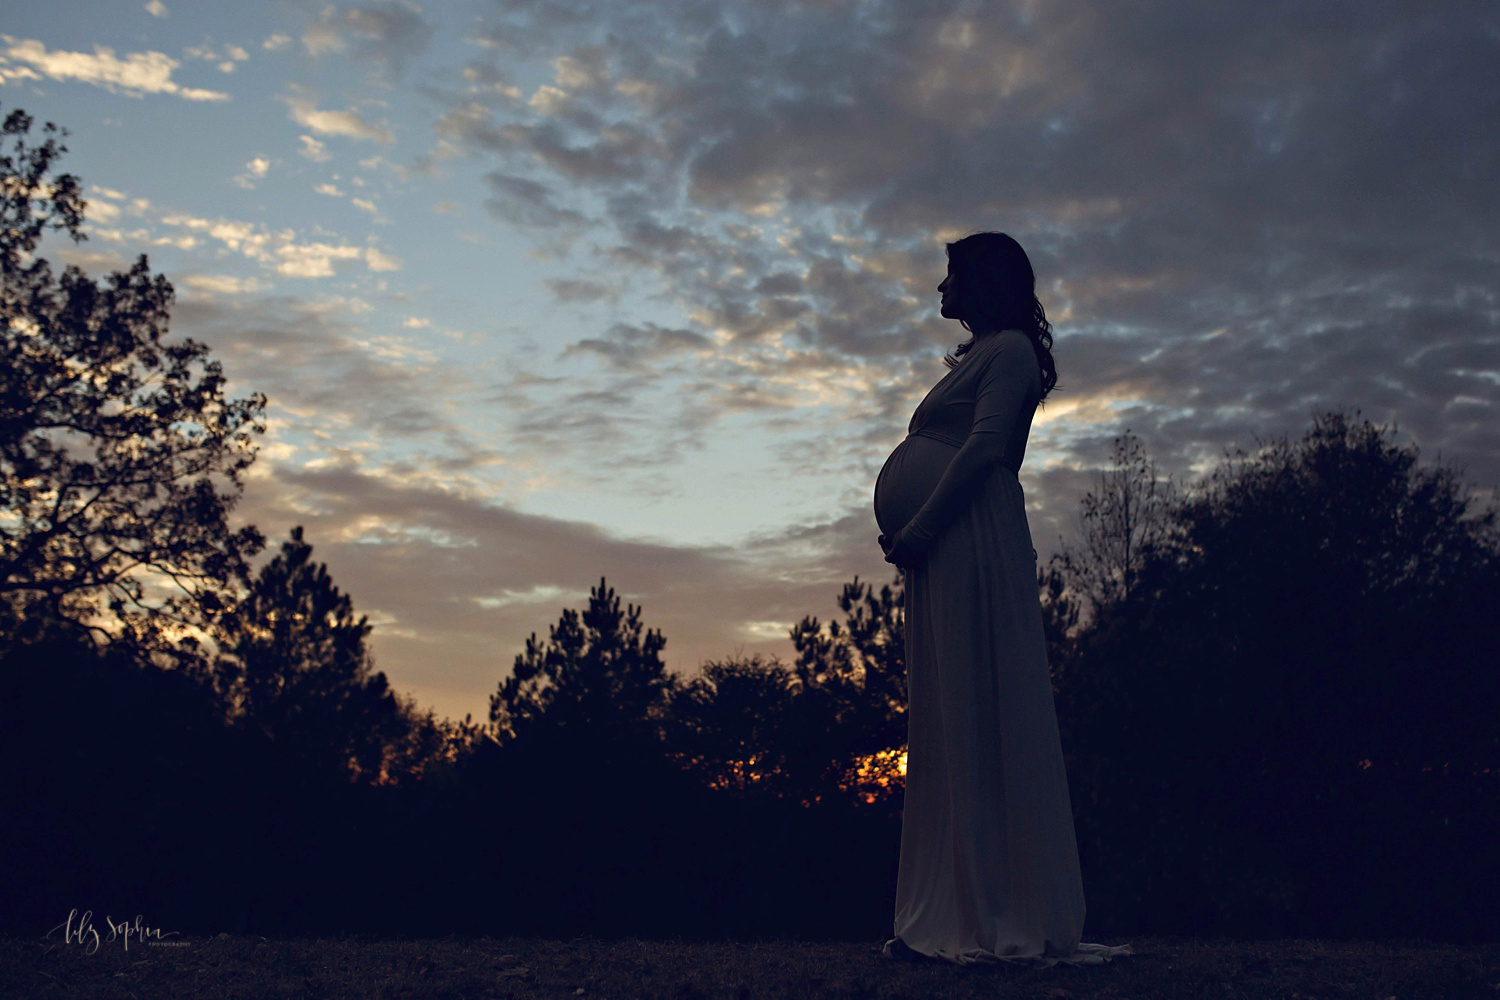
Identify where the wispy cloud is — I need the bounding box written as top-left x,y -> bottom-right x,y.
180,273 -> 264,295
227,452 -> 892,723
0,35 -> 230,100
301,0 -> 436,82
154,209 -> 400,277
285,96 -> 395,142
298,135 -> 332,161
363,245 -> 400,271
185,41 -> 250,74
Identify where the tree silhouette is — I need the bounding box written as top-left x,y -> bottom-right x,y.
784,572 -> 906,805
488,577 -> 678,755
0,106 -> 265,655
1037,558 -> 1080,688
1055,429 -> 1179,619
1162,410 -> 1500,774
667,653 -> 796,795
1055,410 -> 1500,934
214,526 -> 438,785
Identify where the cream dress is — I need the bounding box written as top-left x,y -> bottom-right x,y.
874,329 -> 1131,967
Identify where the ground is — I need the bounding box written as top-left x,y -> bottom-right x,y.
4,932 -> 1498,999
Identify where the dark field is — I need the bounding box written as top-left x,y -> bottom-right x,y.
5,933 -> 1498,999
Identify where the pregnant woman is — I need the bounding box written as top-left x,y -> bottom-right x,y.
876,232 -> 1131,967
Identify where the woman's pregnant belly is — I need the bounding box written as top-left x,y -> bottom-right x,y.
873,433 -> 960,537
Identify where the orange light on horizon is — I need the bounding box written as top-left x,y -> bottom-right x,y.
669,747 -> 910,804
843,746 -> 908,804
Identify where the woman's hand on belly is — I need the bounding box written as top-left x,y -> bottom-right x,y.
879,528 -> 925,569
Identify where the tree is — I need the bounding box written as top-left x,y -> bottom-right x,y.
1054,429 -> 1179,620
784,572 -> 906,805
1043,430 -> 1176,758
1058,413 -> 1500,772
1055,410 -> 1500,934
1163,410 -> 1500,774
488,577 -> 678,754
214,526 -> 436,786
1037,559 -> 1080,682
666,653 -> 797,795
0,107 -> 265,654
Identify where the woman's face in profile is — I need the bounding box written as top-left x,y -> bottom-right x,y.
938,265 -> 959,320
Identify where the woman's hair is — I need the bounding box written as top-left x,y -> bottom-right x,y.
942,231 -> 1058,402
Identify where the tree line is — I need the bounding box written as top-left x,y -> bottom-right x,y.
3,106 -> 1497,942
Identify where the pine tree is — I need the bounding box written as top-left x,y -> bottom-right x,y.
215,526 -> 438,785
488,577 -> 677,755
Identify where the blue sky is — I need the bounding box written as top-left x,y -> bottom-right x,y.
4,0 -> 1497,725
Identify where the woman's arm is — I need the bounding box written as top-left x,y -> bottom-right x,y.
888,333 -> 1038,562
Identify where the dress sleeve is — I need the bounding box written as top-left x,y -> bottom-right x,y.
900,333 -> 1039,550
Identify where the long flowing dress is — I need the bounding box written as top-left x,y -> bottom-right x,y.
874,328 -> 1131,967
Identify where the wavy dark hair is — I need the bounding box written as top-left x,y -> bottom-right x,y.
942,231 -> 1058,402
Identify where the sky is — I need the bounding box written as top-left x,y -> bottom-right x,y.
3,0 -> 1498,727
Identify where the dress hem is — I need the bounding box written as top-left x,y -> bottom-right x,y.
883,938 -> 1135,967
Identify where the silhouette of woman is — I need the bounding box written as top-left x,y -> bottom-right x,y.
874,232 -> 1131,966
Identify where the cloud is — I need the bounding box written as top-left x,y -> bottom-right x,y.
274,241 -> 367,278
0,65 -> 40,84
264,241 -> 399,278
0,35 -> 229,100
185,43 -> 249,73
301,0 -> 436,81
85,197 -> 122,225
298,135 -> 332,161
480,171 -> 588,230
363,246 -> 400,271
431,0 -> 1500,503
227,452 -> 894,724
285,97 -> 395,142
180,273 -> 264,295
546,278 -> 617,303
155,209 -> 400,277
351,196 -> 385,220
563,321 -> 712,372
144,0 -> 167,17
233,156 -> 271,189
171,290 -> 457,441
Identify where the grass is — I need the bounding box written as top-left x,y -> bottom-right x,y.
4,932 -> 1498,999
